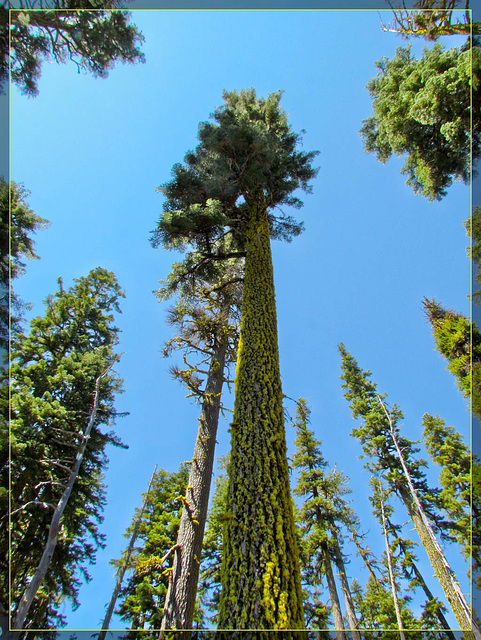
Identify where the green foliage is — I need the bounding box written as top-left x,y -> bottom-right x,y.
360,42 -> 480,200
113,465 -> 190,631
423,297 -> 481,417
2,3 -> 145,97
3,267 -> 125,630
0,178 -> 49,350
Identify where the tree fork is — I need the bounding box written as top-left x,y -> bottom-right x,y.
218,196 -> 304,635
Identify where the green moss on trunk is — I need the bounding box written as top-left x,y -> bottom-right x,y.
218,197 -> 304,635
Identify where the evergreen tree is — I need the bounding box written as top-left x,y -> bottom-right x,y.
151,88 -> 319,633
422,414 -> 481,586
113,465 -> 190,632
3,268 -> 126,636
291,398 -> 361,639
339,343 -> 479,637
360,42 -> 480,201
423,297 -> 481,418
0,178 -> 49,351
2,1 -> 145,97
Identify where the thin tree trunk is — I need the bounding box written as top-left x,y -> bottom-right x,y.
349,525 -> 382,586
378,397 -> 481,640
378,480 -> 406,640
160,337 -> 228,634
331,534 -> 362,640
392,530 -> 456,639
218,196 -> 304,635
99,465 -> 157,640
321,540 -> 346,640
8,369 -> 109,638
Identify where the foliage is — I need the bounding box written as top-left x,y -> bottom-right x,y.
423,297 -> 481,417
422,414 -> 480,583
0,178 -> 49,351
360,42 -> 480,200
2,2 -> 145,97
2,267 -> 125,631
113,465 -> 191,631
464,205 -> 481,304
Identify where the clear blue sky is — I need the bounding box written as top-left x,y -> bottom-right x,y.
10,9 -> 472,631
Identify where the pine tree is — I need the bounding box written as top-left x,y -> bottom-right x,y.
291,398 -> 361,639
113,465 -> 190,632
151,89 -> 318,633
360,41 -> 480,201
3,267 -> 126,636
0,178 -> 49,351
339,343 -> 479,638
2,2 -> 145,97
423,297 -> 481,418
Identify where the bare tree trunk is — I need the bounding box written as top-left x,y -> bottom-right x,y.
321,540 -> 346,640
378,397 -> 481,640
331,534 -> 362,640
160,337 -> 228,634
99,465 -> 157,640
8,369 -> 109,638
378,480 -> 406,640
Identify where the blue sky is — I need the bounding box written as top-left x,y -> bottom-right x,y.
10,9 -> 473,631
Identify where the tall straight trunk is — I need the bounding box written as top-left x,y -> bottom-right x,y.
321,541 -> 346,640
378,397 -> 480,639
331,535 -> 362,640
99,466 -> 157,640
218,197 -> 304,635
160,337 -> 228,633
378,481 -> 406,640
9,370 -> 107,638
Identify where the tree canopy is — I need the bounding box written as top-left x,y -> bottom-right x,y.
2,3 -> 145,97
360,42 -> 480,200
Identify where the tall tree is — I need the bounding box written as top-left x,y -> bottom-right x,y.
2,1 -> 144,97
291,398 -> 361,639
360,41 -> 480,201
3,268 -> 126,636
112,465 -> 190,632
159,269 -> 241,634
151,88 -> 318,633
423,297 -> 481,418
339,343 -> 479,638
0,178 -> 49,351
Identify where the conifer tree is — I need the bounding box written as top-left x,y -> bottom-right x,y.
151,89 -> 318,633
360,42 -> 480,201
422,414 -> 480,587
2,2 -> 145,97
339,343 -> 479,638
0,178 -> 49,351
291,398 -> 361,639
423,297 -> 481,418
3,267 -> 126,636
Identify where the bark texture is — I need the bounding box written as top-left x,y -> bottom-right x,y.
218,199 -> 304,636
321,541 -> 346,640
332,536 -> 361,640
160,338 -> 228,633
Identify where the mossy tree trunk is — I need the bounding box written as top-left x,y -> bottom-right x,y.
161,337 -> 228,633
218,196 -> 304,635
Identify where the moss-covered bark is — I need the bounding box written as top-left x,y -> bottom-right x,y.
218,197 -> 304,636
161,338 -> 228,633
399,486 -> 479,640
